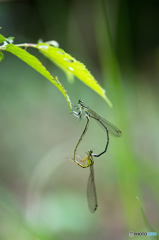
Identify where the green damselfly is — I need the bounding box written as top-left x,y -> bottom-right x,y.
72,100 -> 122,161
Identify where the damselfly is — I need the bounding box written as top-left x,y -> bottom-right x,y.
69,150 -> 98,213
72,100 -> 122,161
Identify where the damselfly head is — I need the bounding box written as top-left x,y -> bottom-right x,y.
78,100 -> 83,105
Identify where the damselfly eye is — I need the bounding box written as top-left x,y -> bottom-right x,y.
78,100 -> 83,104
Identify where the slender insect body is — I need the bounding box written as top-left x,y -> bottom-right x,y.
70,100 -> 122,212
72,100 -> 122,158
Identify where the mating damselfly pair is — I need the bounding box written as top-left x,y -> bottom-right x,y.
69,100 -> 122,213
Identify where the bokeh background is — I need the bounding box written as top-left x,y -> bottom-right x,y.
0,0 -> 159,239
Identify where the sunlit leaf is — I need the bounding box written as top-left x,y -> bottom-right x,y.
0,34 -> 5,44
37,43 -> 112,107
5,44 -> 72,111
45,40 -> 59,48
0,51 -> 4,62
6,37 -> 14,44
0,33 -> 14,44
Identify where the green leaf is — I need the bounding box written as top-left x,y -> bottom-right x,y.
0,51 -> 4,62
5,44 -> 72,111
0,34 -> 6,44
0,34 -> 14,44
6,36 -> 14,44
37,43 -> 112,107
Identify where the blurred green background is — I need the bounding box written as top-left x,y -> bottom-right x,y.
0,0 -> 159,239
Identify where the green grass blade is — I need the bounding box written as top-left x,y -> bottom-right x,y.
136,196 -> 159,238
